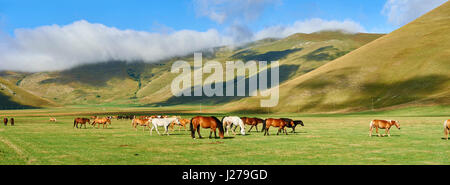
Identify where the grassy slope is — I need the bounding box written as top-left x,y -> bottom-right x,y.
227,2 -> 450,113
2,32 -> 381,107
0,77 -> 57,109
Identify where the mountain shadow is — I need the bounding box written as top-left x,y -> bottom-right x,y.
155,64 -> 300,106
232,48 -> 303,62
0,92 -> 36,110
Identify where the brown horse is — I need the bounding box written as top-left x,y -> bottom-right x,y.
262,118 -> 293,136
170,118 -> 189,132
92,117 -> 112,129
241,117 -> 264,132
74,118 -> 90,129
131,118 -> 150,131
444,119 -> 450,140
3,117 -> 7,126
369,120 -> 401,137
190,116 -> 224,139
10,118 -> 14,126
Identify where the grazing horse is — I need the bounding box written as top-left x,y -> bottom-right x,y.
262,118 -> 293,136
73,118 -> 90,129
131,118 -> 150,131
222,116 -> 245,136
92,117 -> 112,129
49,117 -> 57,122
3,117 -> 7,126
170,118 -> 189,132
281,118 -> 304,133
190,116 -> 224,139
149,117 -> 179,136
241,117 -> 264,132
369,120 -> 401,137
444,119 -> 450,140
10,118 -> 14,126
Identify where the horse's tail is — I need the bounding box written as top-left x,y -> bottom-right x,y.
190,117 -> 195,138
261,119 -> 266,132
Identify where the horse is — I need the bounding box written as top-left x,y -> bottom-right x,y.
131,118 -> 150,131
49,117 -> 57,122
92,117 -> 112,129
149,117 -> 179,136
241,117 -> 264,132
10,118 -> 14,126
281,118 -> 304,133
3,117 -> 7,126
190,116 -> 224,139
73,118 -> 90,129
369,120 -> 401,137
444,119 -> 450,140
170,117 -> 189,132
222,116 -> 245,136
262,118 -> 293,136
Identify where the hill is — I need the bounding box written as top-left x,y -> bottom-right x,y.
227,2 -> 450,113
0,75 -> 57,109
1,31 -> 382,107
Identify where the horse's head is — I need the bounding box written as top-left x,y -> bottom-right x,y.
392,120 -> 400,129
295,120 -> 304,127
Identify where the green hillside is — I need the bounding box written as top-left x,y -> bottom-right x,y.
2,31 -> 382,107
0,76 -> 57,109
227,2 -> 450,113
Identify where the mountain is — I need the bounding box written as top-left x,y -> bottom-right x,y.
0,73 -> 57,109
1,31 -> 382,108
227,2 -> 450,113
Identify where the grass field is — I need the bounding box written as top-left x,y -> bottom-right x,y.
0,106 -> 449,165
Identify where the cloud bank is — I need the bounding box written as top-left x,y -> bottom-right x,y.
254,18 -> 366,40
382,0 -> 448,26
0,20 -> 234,72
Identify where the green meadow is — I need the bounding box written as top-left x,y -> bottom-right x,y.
0,106 -> 448,165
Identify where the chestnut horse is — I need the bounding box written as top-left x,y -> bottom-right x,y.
170,118 -> 189,132
241,117 -> 264,132
444,119 -> 450,140
73,118 -> 90,129
262,118 -> 293,136
131,118 -> 150,131
369,120 -> 401,137
10,118 -> 14,126
92,117 -> 112,129
49,117 -> 57,122
3,117 -> 7,126
190,116 -> 224,139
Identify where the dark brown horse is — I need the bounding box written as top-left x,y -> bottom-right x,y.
281,118 -> 304,133
10,118 -> 14,126
74,118 -> 90,129
3,117 -> 7,126
241,117 -> 264,132
262,118 -> 293,136
190,116 -> 224,139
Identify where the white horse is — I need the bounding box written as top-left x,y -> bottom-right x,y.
149,117 -> 179,136
222,116 -> 245,136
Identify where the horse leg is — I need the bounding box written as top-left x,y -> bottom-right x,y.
197,126 -> 202,139
376,127 -> 381,137
248,125 -> 254,132
150,125 -> 154,136
369,126 -> 373,137
255,125 -> 258,132
387,128 -> 391,137
209,130 -> 212,139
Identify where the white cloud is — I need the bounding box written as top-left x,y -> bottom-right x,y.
254,18 -> 367,40
382,0 -> 448,26
0,20 -> 234,72
193,0 -> 279,24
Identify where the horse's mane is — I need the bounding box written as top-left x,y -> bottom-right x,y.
211,116 -> 224,133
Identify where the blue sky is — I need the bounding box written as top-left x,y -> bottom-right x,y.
0,0 -> 447,71
0,0 -> 407,35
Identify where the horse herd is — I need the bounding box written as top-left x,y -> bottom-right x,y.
70,116 -> 450,140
